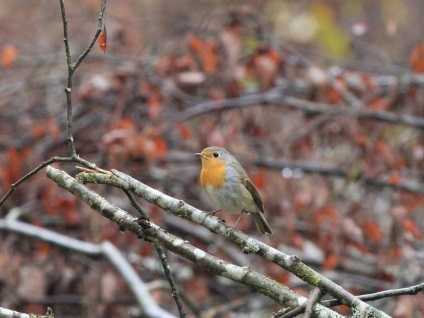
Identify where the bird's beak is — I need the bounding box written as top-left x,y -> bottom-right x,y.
194,152 -> 204,158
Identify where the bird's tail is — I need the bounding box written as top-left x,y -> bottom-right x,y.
251,213 -> 273,235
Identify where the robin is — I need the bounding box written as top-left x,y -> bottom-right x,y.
195,146 -> 272,235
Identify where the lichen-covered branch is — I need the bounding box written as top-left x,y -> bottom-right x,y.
73,168 -> 390,318
46,166 -> 343,318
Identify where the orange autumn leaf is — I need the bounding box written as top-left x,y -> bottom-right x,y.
362,74 -> 376,90
408,43 -> 424,73
47,117 -> 61,141
368,98 -> 390,110
176,121 -> 191,140
149,205 -> 163,226
111,117 -> 135,130
354,133 -> 367,146
403,218 -> 423,239
388,173 -> 401,185
291,233 -> 305,249
32,125 -> 47,138
375,140 -> 396,167
58,197 -> 79,226
326,86 -> 342,104
314,205 -> 340,226
98,25 -> 107,53
152,136 -> 168,158
147,92 -> 162,120
267,48 -> 282,63
187,34 -> 218,74
275,271 -> 290,284
248,47 -> 281,90
36,241 -> 52,255
187,35 -> 203,53
3,148 -> 25,188
323,253 -> 337,270
1,44 -> 19,68
250,171 -> 265,189
363,221 -> 382,244
140,82 -> 162,120
139,242 -> 153,257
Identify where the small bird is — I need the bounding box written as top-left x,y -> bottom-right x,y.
195,146 -> 272,235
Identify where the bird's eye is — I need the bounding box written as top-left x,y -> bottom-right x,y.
213,152 -> 220,158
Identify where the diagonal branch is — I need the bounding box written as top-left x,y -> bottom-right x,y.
124,190 -> 186,318
73,168 -> 390,318
0,157 -> 74,209
46,166 -> 343,318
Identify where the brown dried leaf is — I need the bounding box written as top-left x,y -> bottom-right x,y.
1,43 -> 19,68
409,43 -> 424,73
98,24 -> 107,53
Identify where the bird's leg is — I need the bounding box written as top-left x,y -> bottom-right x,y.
201,209 -> 222,222
226,210 -> 248,236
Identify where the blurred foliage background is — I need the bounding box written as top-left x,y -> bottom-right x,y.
1,0 -> 424,317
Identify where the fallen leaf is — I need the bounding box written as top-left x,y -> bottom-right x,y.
323,253 -> 337,270
1,44 -> 19,68
403,218 -> 423,239
408,43 -> 424,73
363,221 -> 382,244
176,121 -> 191,140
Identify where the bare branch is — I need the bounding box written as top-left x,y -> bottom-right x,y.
275,288 -> 324,318
124,190 -> 186,317
256,157 -> 424,195
322,282 -> 424,307
59,0 -> 106,157
172,87 -> 424,129
0,306 -> 53,318
72,168 -> 390,317
303,288 -> 325,318
73,0 -> 107,70
0,157 -> 73,209
0,0 -> 105,210
0,219 -> 176,318
47,166 -> 344,318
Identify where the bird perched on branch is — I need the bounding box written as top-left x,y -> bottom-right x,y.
195,146 -> 272,235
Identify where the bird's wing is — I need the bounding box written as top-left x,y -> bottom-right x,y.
242,177 -> 265,214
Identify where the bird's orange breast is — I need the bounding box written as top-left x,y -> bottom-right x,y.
200,159 -> 227,189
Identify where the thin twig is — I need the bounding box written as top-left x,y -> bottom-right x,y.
59,0 -> 106,157
0,157 -> 73,208
322,282 -> 424,307
124,190 -> 186,318
59,0 -> 76,156
275,307 -> 303,318
73,0 -> 107,70
172,87 -> 424,129
0,0 -> 105,209
256,157 -> 424,195
275,288 -> 325,318
303,288 -> 325,318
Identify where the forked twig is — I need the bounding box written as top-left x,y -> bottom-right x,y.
0,1 -> 106,209
124,190 -> 186,317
